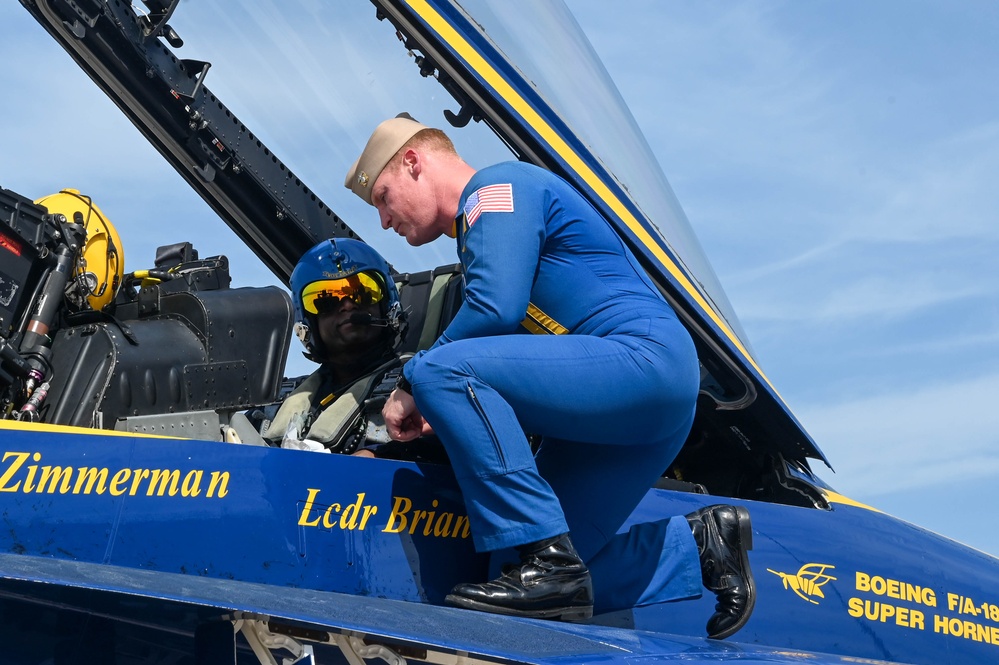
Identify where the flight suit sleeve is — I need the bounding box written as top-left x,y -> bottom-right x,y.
433,174 -> 548,346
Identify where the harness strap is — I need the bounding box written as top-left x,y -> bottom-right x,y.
261,357 -> 400,448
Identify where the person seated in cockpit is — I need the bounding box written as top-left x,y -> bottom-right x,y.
246,237 -> 442,461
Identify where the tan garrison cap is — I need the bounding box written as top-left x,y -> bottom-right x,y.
344,114 -> 428,205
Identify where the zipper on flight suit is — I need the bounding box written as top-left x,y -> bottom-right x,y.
466,381 -> 506,469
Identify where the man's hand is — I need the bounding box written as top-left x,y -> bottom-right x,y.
383,388 -> 434,441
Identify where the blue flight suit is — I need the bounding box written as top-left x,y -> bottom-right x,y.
404,162 -> 702,607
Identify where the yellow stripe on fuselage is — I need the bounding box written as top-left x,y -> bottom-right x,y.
822,489 -> 882,513
0,419 -> 179,440
404,0 -> 775,392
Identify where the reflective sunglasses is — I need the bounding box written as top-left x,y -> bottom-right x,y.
301,272 -> 384,314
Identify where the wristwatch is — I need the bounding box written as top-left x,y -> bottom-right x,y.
395,373 -> 413,395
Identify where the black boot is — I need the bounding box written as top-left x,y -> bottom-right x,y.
686,505 -> 755,639
445,533 -> 593,621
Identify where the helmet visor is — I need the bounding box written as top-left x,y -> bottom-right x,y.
301,271 -> 385,314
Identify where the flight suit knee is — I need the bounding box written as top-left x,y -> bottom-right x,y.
408,344 -> 476,389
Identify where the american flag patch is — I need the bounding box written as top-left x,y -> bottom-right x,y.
463,183 -> 514,226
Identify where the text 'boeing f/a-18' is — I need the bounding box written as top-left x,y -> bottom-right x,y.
1,1 -> 997,664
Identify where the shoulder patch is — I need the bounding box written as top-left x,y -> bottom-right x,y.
463,183 -> 514,226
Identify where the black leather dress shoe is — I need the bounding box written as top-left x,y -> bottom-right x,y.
445,533 -> 593,621
686,505 -> 755,639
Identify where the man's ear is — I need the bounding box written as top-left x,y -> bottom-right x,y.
402,148 -> 421,178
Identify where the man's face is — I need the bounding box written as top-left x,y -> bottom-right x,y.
371,152 -> 440,246
315,295 -> 385,359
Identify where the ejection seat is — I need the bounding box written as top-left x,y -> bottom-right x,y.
41,244 -> 294,439
394,263 -> 464,356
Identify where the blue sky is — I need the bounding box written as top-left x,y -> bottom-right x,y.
2,2 -> 998,556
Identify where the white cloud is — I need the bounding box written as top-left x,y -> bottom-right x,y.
741,269 -> 987,326
804,372 -> 999,497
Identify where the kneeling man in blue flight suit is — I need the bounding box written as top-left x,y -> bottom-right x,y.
344,115 -> 755,639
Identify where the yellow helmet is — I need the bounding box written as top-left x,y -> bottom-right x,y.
34,189 -> 124,312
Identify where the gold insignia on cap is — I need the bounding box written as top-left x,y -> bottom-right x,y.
345,115 -> 428,205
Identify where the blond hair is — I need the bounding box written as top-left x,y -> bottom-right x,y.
383,127 -> 458,174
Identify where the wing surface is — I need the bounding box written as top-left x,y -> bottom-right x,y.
0,552 -> 890,664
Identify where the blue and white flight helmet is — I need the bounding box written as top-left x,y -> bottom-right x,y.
289,237 -> 404,357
